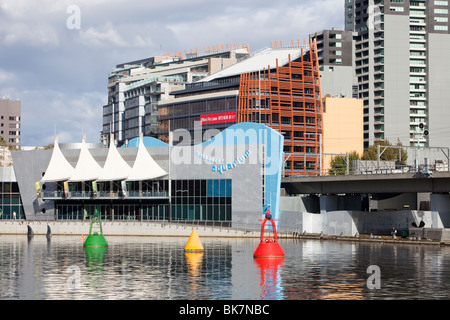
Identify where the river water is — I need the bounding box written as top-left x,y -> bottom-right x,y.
0,234 -> 449,300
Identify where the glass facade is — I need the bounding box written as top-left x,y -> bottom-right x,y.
171,179 -> 232,222
159,95 -> 238,143
55,179 -> 232,223
0,182 -> 24,220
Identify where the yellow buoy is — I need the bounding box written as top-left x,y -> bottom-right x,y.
185,228 -> 204,252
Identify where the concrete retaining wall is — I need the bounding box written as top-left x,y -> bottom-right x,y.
278,209 -> 438,237
0,220 -> 260,238
279,195 -> 450,237
409,227 -> 450,243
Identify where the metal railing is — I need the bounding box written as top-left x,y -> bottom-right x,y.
284,145 -> 450,177
41,191 -> 169,200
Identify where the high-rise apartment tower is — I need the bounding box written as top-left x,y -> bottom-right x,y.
345,0 -> 450,149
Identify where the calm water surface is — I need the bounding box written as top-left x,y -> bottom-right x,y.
0,234 -> 449,300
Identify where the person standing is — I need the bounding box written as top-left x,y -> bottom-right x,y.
391,227 -> 397,240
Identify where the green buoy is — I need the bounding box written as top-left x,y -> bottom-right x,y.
83,210 -> 108,248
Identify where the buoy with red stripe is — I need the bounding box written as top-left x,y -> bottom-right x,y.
253,209 -> 284,258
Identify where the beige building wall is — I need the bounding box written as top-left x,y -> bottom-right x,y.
0,98 -> 21,149
322,96 -> 363,174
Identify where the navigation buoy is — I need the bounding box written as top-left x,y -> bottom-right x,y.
83,210 -> 108,248
185,228 -> 204,252
253,209 -> 284,258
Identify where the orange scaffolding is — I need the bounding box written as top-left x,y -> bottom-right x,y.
238,39 -> 323,176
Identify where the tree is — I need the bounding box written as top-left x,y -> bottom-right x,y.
329,150 -> 361,175
362,140 -> 408,164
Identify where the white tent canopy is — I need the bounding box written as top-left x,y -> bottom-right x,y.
97,134 -> 131,181
68,135 -> 103,182
126,133 -> 168,181
41,136 -> 74,182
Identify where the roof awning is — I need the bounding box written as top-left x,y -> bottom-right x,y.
68,135 -> 103,182
97,134 -> 131,181
126,133 -> 168,181
41,136 -> 74,182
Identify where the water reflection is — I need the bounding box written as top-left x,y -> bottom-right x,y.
185,252 -> 204,296
0,235 -> 449,300
254,257 -> 284,300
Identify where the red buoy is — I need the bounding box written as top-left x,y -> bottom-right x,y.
253,210 -> 285,258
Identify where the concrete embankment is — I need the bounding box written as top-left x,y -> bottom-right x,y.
1,220 -> 448,246
288,233 -> 447,246
0,220 -> 260,238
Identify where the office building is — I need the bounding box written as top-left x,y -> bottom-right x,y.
0,97 -> 21,148
102,48 -> 250,147
345,0 -> 450,149
159,40 -> 323,176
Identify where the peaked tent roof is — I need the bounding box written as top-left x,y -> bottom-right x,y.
126,134 -> 168,181
68,135 -> 103,182
97,134 -> 131,181
41,136 -> 75,182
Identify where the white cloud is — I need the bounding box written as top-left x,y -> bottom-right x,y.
2,22 -> 60,47
15,88 -> 105,146
133,35 -> 155,48
78,22 -> 128,47
0,1 -> 63,47
0,69 -> 18,85
167,1 -> 343,52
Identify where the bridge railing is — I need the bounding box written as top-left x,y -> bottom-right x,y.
284,147 -> 450,177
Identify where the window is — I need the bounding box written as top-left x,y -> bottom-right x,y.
435,8 -> 449,14
390,7 -> 404,12
434,17 -> 448,23
435,25 -> 449,31
0,182 -> 23,220
171,179 -> 232,222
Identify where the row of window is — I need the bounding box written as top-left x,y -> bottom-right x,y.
159,97 -> 237,119
0,182 -> 23,219
0,205 -> 23,220
56,203 -> 231,222
57,179 -> 232,197
55,179 -> 233,222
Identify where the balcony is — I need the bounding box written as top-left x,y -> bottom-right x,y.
41,190 -> 169,200
41,191 -> 66,200
127,191 -> 169,199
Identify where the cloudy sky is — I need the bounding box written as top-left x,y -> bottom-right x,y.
0,0 -> 344,146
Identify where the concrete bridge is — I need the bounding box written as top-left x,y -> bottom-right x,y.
281,171 -> 450,195
277,172 -> 450,242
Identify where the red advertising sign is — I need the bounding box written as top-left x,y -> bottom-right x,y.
200,112 -> 236,125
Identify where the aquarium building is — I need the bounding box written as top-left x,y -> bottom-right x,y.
10,123 -> 283,230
